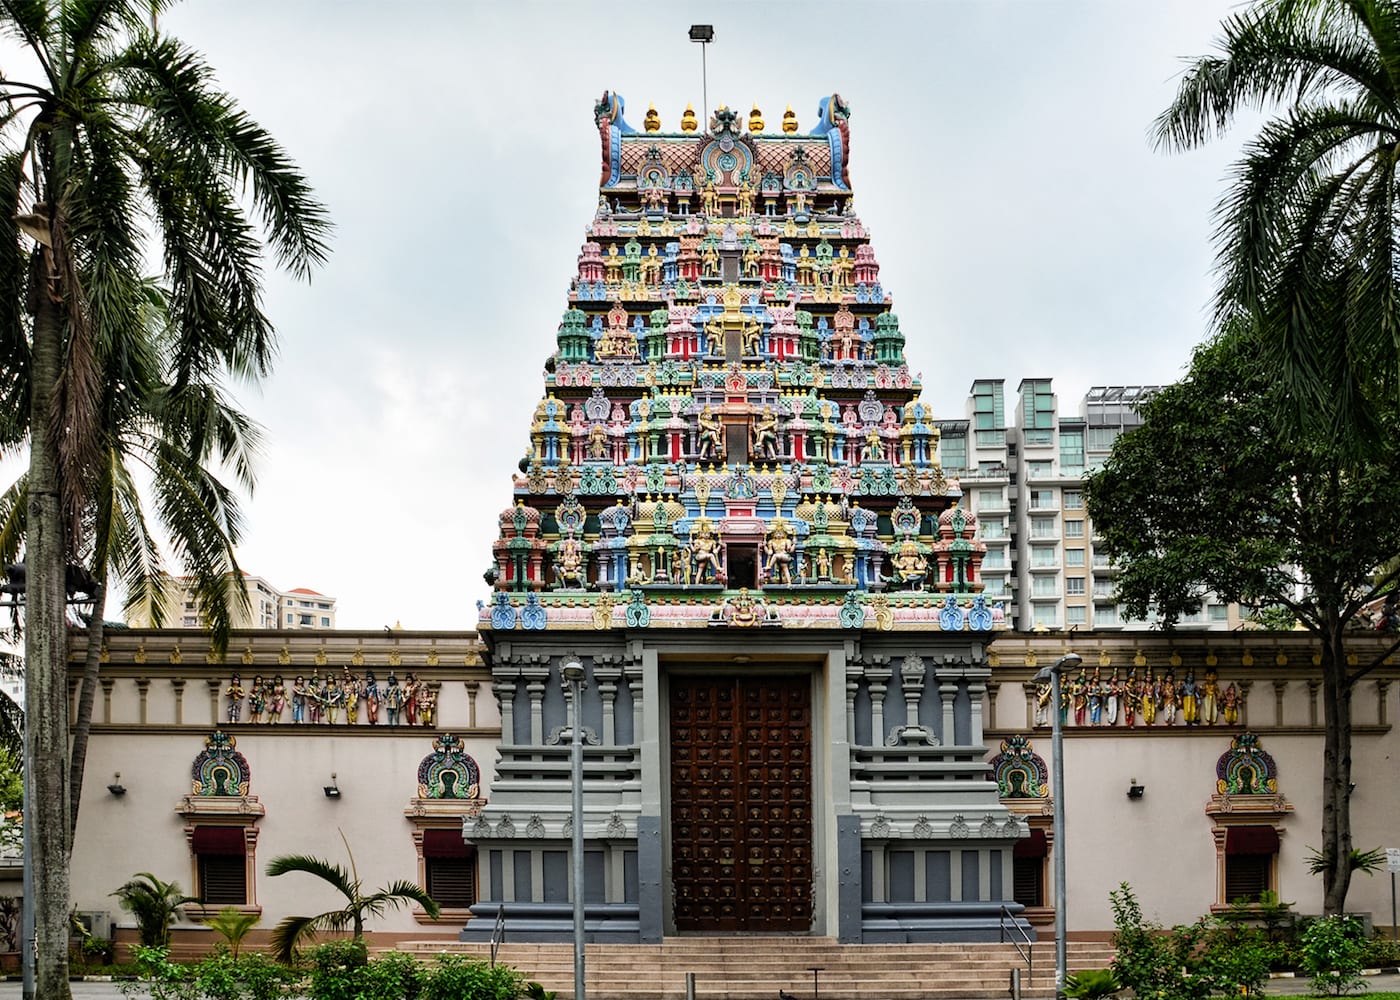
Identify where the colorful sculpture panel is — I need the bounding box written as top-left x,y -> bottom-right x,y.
485,93 -> 999,632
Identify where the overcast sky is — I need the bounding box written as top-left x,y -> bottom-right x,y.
73,0 -> 1248,629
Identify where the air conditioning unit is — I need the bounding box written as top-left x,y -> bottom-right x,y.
73,911 -> 110,941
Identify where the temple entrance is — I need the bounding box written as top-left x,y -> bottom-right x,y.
669,674 -> 813,932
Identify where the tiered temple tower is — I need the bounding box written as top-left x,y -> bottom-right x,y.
469,93 -> 1027,943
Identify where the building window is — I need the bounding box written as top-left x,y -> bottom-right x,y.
1087,427 -> 1119,451
320,617 -> 331,627
1093,606 -> 1120,627
1026,460 -> 1052,479
1066,577 -> 1085,596
1032,606 -> 1058,629
422,830 -> 477,909
1059,429 -> 1084,477
973,381 -> 1004,431
1209,604 -> 1229,623
1065,548 -> 1085,568
940,434 -> 967,474
1063,490 -> 1084,509
1223,827 -> 1279,904
1032,577 -> 1059,597
1028,489 -> 1056,509
1064,520 -> 1085,538
191,825 -> 250,907
1013,828 -> 1048,908
1066,605 -> 1087,626
981,519 -> 1006,539
1030,517 -> 1057,539
977,489 -> 1003,511
1030,547 -> 1058,568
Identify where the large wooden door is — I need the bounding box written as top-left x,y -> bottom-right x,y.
670,674 -> 812,932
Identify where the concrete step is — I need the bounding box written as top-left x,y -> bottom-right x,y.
387,938 -> 1115,1000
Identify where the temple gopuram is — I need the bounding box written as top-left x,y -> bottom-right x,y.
470,92 -> 1022,943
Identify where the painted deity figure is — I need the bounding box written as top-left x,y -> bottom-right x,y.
861,428 -> 883,463
587,423 -> 608,460
344,670 -> 361,725
737,178 -> 755,216
1139,670 -> 1156,725
697,406 -> 724,461
364,671 -> 381,725
268,675 -> 286,723
1105,671 -> 1121,726
751,406 -> 778,461
1200,670 -> 1220,724
1087,669 -> 1103,725
291,675 -> 308,724
555,537 -> 586,588
1071,671 -> 1089,727
1180,673 -> 1200,724
325,675 -> 346,725
701,180 -> 719,217
1221,682 -> 1241,726
814,547 -> 831,581
763,521 -> 795,585
225,674 -> 246,724
385,673 -> 405,725
891,540 -> 927,589
404,673 -> 421,726
249,675 -> 266,724
309,674 -> 327,724
1034,681 -> 1052,727
419,687 -> 437,728
1121,671 -> 1137,727
742,242 -> 760,279
1159,672 -> 1178,725
690,520 -> 722,584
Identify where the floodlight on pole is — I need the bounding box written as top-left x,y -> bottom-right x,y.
561,657 -> 587,1000
689,25 -> 714,124
1033,651 -> 1081,999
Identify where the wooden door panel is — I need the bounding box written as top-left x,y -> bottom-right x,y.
671,674 -> 811,932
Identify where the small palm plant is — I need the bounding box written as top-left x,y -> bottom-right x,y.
207,906 -> 260,958
110,873 -> 196,948
265,833 -> 439,962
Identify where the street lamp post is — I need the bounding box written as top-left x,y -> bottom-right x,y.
561,657 -> 587,1000
1033,651 -> 1081,998
688,25 -> 714,122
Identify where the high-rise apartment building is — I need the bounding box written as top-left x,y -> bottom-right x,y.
126,573 -> 337,631
939,380 -> 1242,631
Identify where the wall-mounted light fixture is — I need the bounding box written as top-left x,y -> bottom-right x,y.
1127,780 -> 1145,800
107,773 -> 126,797
323,773 -> 340,799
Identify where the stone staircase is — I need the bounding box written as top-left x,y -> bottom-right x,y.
396,937 -> 1118,1000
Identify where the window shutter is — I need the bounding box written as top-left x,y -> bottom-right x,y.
199,855 -> 247,906
426,857 -> 477,908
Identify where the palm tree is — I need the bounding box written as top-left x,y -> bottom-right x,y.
1155,0 -> 1400,916
0,5 -> 329,996
265,836 -> 440,963
1154,0 -> 1400,443
110,872 -> 197,949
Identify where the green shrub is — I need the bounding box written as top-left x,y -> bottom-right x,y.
120,946 -> 196,1000
194,952 -> 299,1000
1300,914 -> 1368,996
1064,968 -> 1120,999
306,940 -> 371,1000
361,951 -> 424,1000
419,953 -> 522,1000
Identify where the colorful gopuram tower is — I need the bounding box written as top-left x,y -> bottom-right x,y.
469,93 -> 1027,944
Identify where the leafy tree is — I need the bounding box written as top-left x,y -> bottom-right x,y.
0,4 -> 329,994
1085,334 -> 1400,914
1155,0 -> 1400,444
265,836 -> 439,963
111,872 -> 196,948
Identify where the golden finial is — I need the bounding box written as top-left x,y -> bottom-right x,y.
644,103 -> 661,133
680,103 -> 698,132
782,104 -> 798,133
749,102 -> 764,133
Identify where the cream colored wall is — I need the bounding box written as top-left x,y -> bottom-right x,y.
71,727 -> 502,938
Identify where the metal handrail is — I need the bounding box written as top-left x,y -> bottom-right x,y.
999,904 -> 1033,982
489,904 -> 505,967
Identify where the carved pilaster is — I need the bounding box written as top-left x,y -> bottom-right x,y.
171,679 -> 186,725
593,659 -> 622,745
493,678 -> 518,744
1272,680 -> 1288,727
866,656 -> 891,748
1023,681 -> 1039,730
1307,679 -> 1320,727
207,679 -> 222,724
1378,679 -> 1391,727
465,680 -> 480,729
939,681 -> 958,747
1237,679 -> 1252,728
522,660 -> 551,746
135,677 -> 151,725
100,678 -> 115,724
968,681 -> 987,748
985,681 -> 1000,731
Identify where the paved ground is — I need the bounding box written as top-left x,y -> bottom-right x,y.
0,971 -> 1396,999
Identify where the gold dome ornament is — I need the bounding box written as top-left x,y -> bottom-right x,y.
644,103 -> 660,133
782,104 -> 798,133
680,103 -> 698,132
748,102 -> 764,133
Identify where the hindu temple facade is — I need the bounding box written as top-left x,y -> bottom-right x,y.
468,93 -> 1022,944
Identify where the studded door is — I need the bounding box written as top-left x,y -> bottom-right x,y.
670,674 -> 812,932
